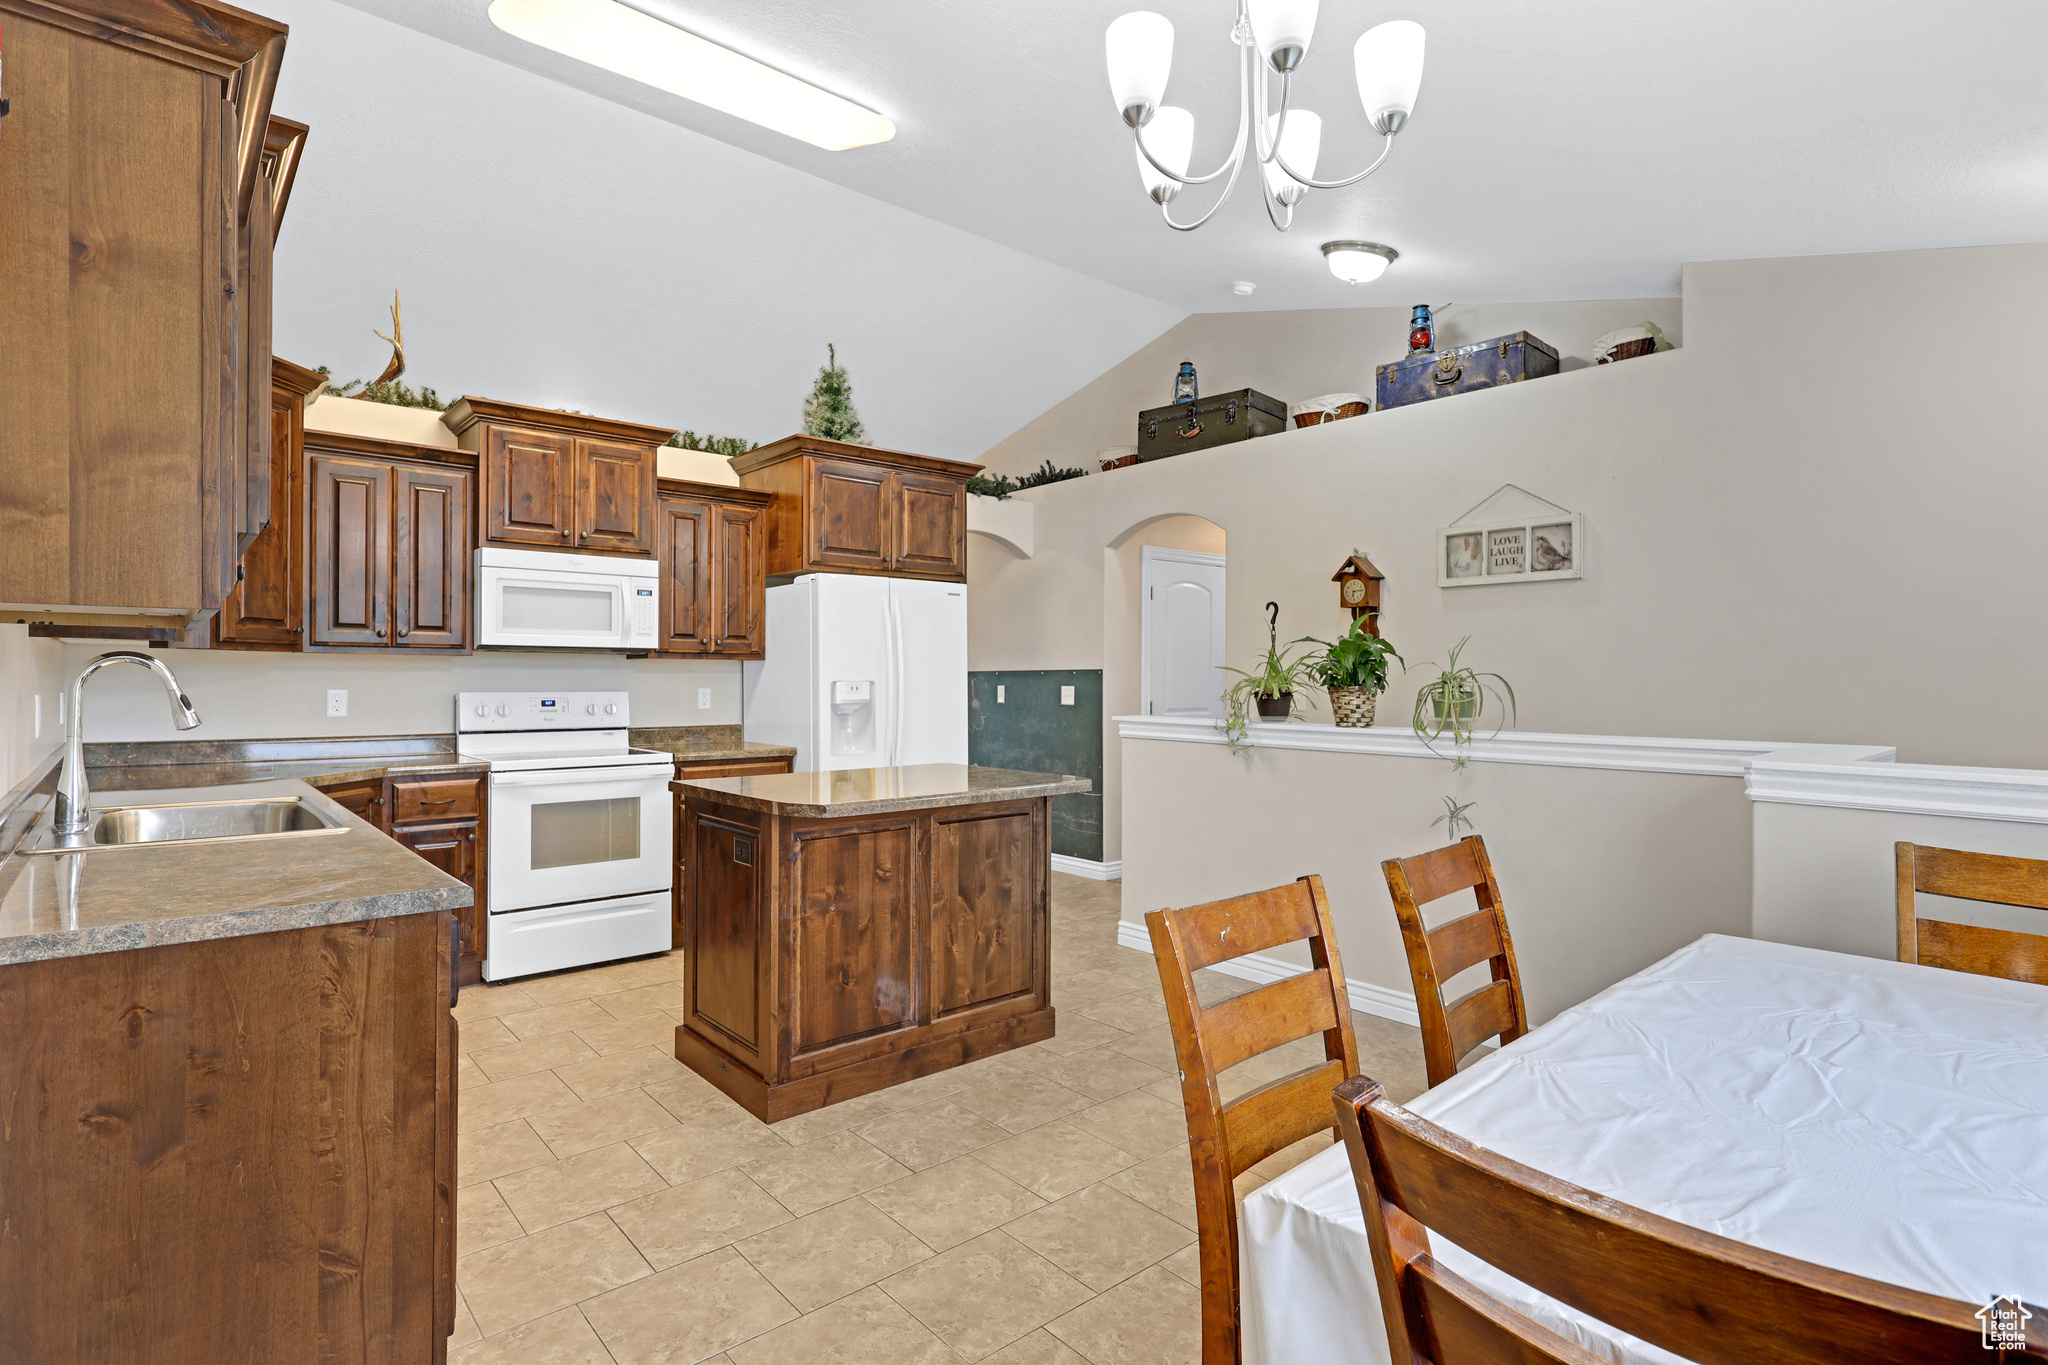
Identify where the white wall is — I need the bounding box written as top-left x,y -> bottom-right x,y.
258,0 -> 1184,464
0,626 -> 65,792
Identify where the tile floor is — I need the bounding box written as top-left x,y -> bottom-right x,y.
449,873 -> 1430,1365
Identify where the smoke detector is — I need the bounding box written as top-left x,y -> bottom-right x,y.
1231,280 -> 1257,296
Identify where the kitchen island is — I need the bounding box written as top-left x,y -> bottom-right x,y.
673,763 -> 1090,1121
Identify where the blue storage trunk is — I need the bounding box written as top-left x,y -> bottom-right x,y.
1375,332 -> 1560,411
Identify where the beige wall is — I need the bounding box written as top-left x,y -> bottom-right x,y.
970,244 -> 2048,777
1121,738 -> 1754,1025
0,626 -> 65,793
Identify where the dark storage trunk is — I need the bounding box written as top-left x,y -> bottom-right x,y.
1136,388 -> 1288,462
1375,333 -> 1560,411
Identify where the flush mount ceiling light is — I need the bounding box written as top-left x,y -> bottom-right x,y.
1105,4 -> 1425,231
1322,240 -> 1397,284
488,0 -> 895,151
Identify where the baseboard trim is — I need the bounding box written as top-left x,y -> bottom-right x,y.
1051,854 -> 1122,881
1114,920 -> 1420,1027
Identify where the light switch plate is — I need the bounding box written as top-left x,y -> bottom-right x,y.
1060,685 -> 1076,706
697,688 -> 712,709
326,689 -> 348,718
996,685 -> 1006,703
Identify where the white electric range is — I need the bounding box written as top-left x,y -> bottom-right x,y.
456,691 -> 675,982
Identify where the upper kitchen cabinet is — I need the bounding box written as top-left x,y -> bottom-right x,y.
306,433 -> 472,651
732,437 -> 979,584
654,478 -> 773,659
441,399 -> 675,557
213,355 -> 326,649
0,0 -> 288,637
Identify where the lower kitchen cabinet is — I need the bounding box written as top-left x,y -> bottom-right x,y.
669,755 -> 794,943
314,771 -> 489,985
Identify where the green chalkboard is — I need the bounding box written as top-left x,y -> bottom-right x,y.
968,670 -> 1103,863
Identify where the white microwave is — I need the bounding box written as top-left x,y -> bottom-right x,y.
475,547 -> 659,651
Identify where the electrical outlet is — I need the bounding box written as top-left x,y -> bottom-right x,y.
326,689 -> 348,718
697,688 -> 712,710
1060,685 -> 1076,706
996,685 -> 1006,703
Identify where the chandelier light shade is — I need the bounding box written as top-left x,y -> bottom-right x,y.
1322,241 -> 1398,284
1106,11 -> 1175,126
1246,0 -> 1319,71
1105,2 -> 1425,236
1355,20 -> 1427,135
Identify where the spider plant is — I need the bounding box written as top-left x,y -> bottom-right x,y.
1219,604 -> 1321,748
1432,795 -> 1478,837
1409,637 -> 1515,766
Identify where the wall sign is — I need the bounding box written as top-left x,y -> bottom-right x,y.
1438,511 -> 1582,587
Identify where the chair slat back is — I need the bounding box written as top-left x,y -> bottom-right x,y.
1383,836 -> 1530,1087
1331,1078 -> 2019,1365
1146,875 -> 1360,1365
1897,842 -> 2048,986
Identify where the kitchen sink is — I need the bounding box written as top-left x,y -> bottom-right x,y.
24,795 -> 349,854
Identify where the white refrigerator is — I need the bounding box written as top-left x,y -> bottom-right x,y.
742,574 -> 968,773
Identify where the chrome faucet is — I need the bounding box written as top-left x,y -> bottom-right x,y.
52,651 -> 202,838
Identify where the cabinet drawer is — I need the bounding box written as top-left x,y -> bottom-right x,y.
676,758 -> 794,781
392,778 -> 481,823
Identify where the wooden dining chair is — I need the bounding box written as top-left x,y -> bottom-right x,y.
1146,875 -> 1361,1365
1329,1076 -> 2031,1365
1896,842 -> 2048,986
1381,836 -> 1530,1088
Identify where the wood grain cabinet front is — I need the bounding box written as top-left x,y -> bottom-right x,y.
214,355 -> 325,649
731,437 -> 978,584
654,479 -> 772,658
443,399 -> 673,558
385,773 -> 489,986
306,436 -> 473,653
308,455 -> 394,646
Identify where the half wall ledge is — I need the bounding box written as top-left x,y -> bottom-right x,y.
967,494 -> 1033,557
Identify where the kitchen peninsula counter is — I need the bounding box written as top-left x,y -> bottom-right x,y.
673,763 -> 1090,1121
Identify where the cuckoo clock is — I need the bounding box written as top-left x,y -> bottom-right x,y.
1332,551 -> 1385,633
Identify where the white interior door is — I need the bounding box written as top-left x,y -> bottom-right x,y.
1142,547 -> 1226,719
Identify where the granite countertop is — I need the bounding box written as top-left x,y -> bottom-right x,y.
629,726 -> 796,764
0,779 -> 471,965
675,763 -> 1090,817
84,735 -> 487,792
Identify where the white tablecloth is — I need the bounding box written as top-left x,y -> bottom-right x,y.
1240,934 -> 2048,1365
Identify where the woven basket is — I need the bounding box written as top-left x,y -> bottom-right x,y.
1328,686 -> 1377,727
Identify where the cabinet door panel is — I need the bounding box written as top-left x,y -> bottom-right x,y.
237,166 -> 275,559
317,777 -> 387,832
308,455 -> 391,646
483,427 -> 573,547
895,473 -> 966,578
657,496 -> 711,653
689,810 -> 766,1060
394,464 -> 469,649
929,805 -> 1042,1020
216,394 -> 299,646
808,460 -> 892,571
792,822 -> 918,1056
713,503 -> 764,656
577,438 -> 653,554
395,820 -> 482,977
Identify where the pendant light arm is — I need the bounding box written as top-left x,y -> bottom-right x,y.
1132,39 -> 1254,187
1273,130 -> 1393,190
1161,40 -> 1254,231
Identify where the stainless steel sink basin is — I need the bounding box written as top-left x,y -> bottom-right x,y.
24,795 -> 349,854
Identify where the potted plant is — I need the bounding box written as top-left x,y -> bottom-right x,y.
1409,637 -> 1515,762
1298,618 -> 1402,727
1220,602 -> 1321,746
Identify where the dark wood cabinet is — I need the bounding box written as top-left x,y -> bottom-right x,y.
214,356 -> 325,649
307,435 -> 473,653
654,479 -> 772,658
319,776 -> 389,830
443,399 -> 672,558
394,464 -> 470,649
315,770 -> 489,986
668,754 -> 795,945
309,454 -> 393,647
732,437 -> 978,584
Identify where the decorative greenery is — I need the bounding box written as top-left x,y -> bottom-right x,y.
1408,636 -> 1516,767
966,473 -> 1019,499
1219,603 -> 1321,749
1297,618 -> 1402,694
318,366 -> 447,411
1015,459 -> 1089,490
1432,795 -> 1478,838
666,430 -> 758,458
802,343 -> 868,443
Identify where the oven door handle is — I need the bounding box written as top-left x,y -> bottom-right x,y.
489,768 -> 672,789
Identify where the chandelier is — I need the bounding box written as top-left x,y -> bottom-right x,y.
1104,3 -> 1426,235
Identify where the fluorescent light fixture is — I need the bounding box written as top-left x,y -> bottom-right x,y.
488,0 -> 895,151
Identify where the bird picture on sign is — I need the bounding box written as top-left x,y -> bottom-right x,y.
1437,486 -> 1583,588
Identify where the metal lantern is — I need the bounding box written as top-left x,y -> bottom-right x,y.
1173,359 -> 1198,404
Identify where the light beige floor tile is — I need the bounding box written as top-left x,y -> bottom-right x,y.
982,1329 -> 1089,1364
1192,970 -> 1257,1006
455,986 -> 539,1022
495,1141 -> 668,1232
604,953 -> 687,987
869,1066 -> 975,1113
458,1212 -> 652,1337
527,1087 -> 682,1159
1034,1013 -> 1132,1055
1141,1076 -> 1183,1106
632,1108 -> 792,1185
862,1155 -> 1046,1252
1157,1241 -> 1202,1288
1055,969 -> 1141,1007
596,981 -> 688,1019
459,1119 -> 556,1188
1245,1130 -> 1335,1183
766,1087 -> 900,1145
950,1070 -> 1092,1134
879,1229 -> 1091,1361
854,1100 -> 1010,1170
743,1129 -> 912,1217
1104,1025 -> 1180,1073
734,1195 -> 933,1311
555,1045 -> 693,1101
728,1286 -> 955,1365
448,1293 -> 480,1350
574,1010 -> 685,1057
462,1070 -> 582,1129
583,1247 -> 797,1365
457,1055 -> 488,1090
499,997 -> 621,1041
1103,1149 -> 1198,1231
610,1167 -> 793,1269
470,1030 -> 600,1082
516,967 -> 634,1008
643,1069 -> 743,1121
975,1120 -> 1138,1201
1076,993 -> 1167,1035
460,1016 -> 519,1053
1029,1048 -> 1169,1104
1045,1265 -> 1201,1365
1003,1184 -> 1194,1292
457,1181 -> 527,1256
450,1304 -> 611,1365
1068,1092 -> 1191,1161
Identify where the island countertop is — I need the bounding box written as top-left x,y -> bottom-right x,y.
0,779 -> 471,965
674,763 -> 1091,817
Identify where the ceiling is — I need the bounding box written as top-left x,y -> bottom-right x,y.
336,0 -> 2048,313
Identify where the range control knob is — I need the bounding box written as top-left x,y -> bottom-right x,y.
473,704 -> 488,717
605,703 -> 618,715
496,703 -> 510,717
586,703 -> 598,715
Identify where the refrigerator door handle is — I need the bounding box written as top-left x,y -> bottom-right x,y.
888,591 -> 905,767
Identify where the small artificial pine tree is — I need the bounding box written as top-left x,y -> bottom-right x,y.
801,343 -> 868,444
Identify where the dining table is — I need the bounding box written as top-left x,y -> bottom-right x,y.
1238,933 -> 2048,1365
